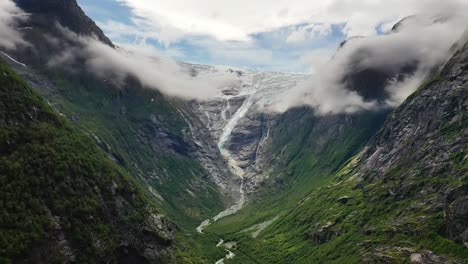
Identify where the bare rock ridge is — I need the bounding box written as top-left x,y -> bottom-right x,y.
359,37 -> 468,245
15,0 -> 114,47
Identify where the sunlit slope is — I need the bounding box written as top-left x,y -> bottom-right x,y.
221,40 -> 468,264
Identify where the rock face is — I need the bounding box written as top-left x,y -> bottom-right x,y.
308,221 -> 340,245
6,0 -> 238,229
342,63 -> 417,102
15,0 -> 113,47
0,59 -> 175,263
338,15 -> 449,103
357,38 -> 468,245
216,31 -> 467,264
188,68 -> 310,198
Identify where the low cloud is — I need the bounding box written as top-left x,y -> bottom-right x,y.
48,27 -> 241,101
269,11 -> 468,114
286,24 -> 332,44
106,0 -> 468,73
4,0 -> 467,116
0,0 -> 27,49
116,0 -> 468,44
47,9 -> 467,114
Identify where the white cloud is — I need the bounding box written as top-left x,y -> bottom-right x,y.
48,2 -> 467,114
116,0 -> 468,44
299,48 -> 335,73
48,27 -> 241,101
269,13 -> 468,114
286,24 -> 332,44
189,37 -> 275,68
0,0 -> 27,49
116,42 -> 185,59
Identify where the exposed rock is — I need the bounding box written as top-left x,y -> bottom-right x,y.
15,0 -> 114,47
354,37 -> 468,251
407,250 -> 449,264
410,253 -> 424,263
308,221 -> 339,244
338,196 -> 353,204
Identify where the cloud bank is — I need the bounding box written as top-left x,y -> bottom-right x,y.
269,12 -> 468,114
4,0 -> 468,116
49,5 -> 467,115
48,27 -> 241,101
0,1 -> 27,49
84,0 -> 468,72
115,0 -> 468,44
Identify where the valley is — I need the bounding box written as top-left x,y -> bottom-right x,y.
0,0 -> 466,263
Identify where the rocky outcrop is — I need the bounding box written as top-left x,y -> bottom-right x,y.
354,38 -> 468,247
174,100 -> 242,200
9,0 -> 113,69
308,221 -> 340,245
224,110 -> 268,169
15,0 -> 113,47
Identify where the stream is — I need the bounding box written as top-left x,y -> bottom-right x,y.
196,86 -> 258,234
191,71 -> 306,263
196,85 -> 259,263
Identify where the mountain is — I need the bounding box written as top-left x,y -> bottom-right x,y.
0,0 -> 467,263
16,0 -> 113,46
0,58 -> 174,263
7,0 -> 240,235
5,0 -> 389,239
211,37 -> 468,263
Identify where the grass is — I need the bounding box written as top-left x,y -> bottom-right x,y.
197,109 -> 389,262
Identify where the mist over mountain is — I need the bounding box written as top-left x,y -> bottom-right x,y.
0,0 -> 467,263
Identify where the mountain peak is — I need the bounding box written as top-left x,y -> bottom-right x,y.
14,0 -> 114,47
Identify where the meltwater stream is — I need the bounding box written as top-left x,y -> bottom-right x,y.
190,69 -> 307,263
196,90 -> 256,234
196,72 -> 302,233
196,93 -> 256,264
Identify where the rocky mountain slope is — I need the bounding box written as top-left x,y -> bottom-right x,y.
5,0 -> 241,233
213,36 -> 468,264
4,0 -> 390,238
0,58 -> 174,263
1,0 -> 466,263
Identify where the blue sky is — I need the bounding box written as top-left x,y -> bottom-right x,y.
75,0 -> 437,73
77,0 -> 351,72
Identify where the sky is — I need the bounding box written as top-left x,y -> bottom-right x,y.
1,0 -> 467,113
73,0 -> 382,73
76,0 -> 468,73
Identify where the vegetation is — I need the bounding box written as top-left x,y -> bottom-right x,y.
205,108 -> 388,235
220,150 -> 467,263
0,59 -> 172,263
202,73 -> 468,263
40,69 -> 227,231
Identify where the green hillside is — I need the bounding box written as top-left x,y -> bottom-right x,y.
208,44 -> 468,263
0,59 -> 175,263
